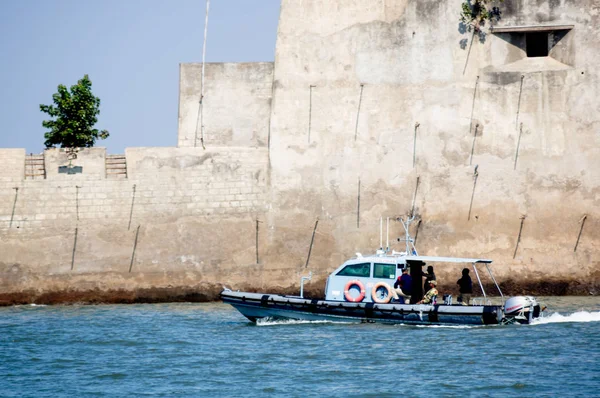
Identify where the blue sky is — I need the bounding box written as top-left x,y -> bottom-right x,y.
0,0 -> 280,154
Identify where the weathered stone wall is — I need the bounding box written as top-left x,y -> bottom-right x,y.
1,0 -> 599,304
265,0 -> 599,291
178,62 -> 273,148
0,146 -> 269,304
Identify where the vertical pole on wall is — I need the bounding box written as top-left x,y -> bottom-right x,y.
357,178 -> 361,228
71,227 -> 78,271
468,165 -> 479,221
255,218 -> 260,264
513,215 -> 526,259
514,123 -> 523,170
75,186 -> 80,221
515,75 -> 525,130
469,124 -> 479,166
128,184 -> 136,231
413,219 -> 422,247
413,122 -> 420,168
305,218 -> 319,268
195,0 -> 210,149
467,76 -> 480,161
410,176 -> 420,217
308,85 -> 315,143
573,214 -> 587,252
129,225 -> 141,273
354,84 -> 364,142
9,187 -> 18,228
463,30 -> 476,75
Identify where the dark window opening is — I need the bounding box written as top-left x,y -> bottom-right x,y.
526,32 -> 549,57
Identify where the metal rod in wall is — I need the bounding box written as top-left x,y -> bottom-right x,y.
9,187 -> 18,228
256,218 -> 261,264
515,75 -> 525,130
75,186 -> 81,222
467,165 -> 479,221
413,219 -> 422,248
514,123 -> 523,170
354,84 -> 364,142
71,227 -> 78,271
467,75 -> 480,150
128,184 -> 137,231
574,214 -> 588,252
129,225 -> 141,273
469,124 -> 479,166
513,215 -> 526,259
413,122 -> 420,168
305,218 -> 319,268
463,30 -> 476,75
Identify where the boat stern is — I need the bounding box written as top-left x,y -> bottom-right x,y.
502,296 -> 542,324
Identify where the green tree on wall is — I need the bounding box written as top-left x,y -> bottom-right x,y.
460,0 -> 503,33
40,74 -> 109,148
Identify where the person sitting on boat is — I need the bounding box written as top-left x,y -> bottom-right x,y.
417,280 -> 438,305
456,268 -> 473,306
391,267 -> 412,304
422,265 -> 436,294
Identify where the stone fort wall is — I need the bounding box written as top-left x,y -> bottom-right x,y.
1,0 -> 599,303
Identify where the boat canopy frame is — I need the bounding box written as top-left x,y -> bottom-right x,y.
403,256 -> 504,302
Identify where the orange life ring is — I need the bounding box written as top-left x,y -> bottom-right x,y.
344,279 -> 366,302
372,282 -> 393,304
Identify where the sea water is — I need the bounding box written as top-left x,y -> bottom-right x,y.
1,297 -> 598,397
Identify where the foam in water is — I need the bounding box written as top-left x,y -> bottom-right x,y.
255,317 -> 348,326
532,311 -> 600,325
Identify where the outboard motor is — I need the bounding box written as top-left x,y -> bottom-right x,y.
504,296 -> 541,324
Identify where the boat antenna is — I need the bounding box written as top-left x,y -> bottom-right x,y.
398,215 -> 418,255
386,217 -> 390,253
379,216 -> 383,249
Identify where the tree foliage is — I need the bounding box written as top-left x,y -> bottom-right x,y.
460,0 -> 503,32
40,74 -> 109,148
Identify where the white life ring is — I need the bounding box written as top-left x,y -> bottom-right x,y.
371,282 -> 393,304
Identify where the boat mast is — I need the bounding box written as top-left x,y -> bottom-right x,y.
386,217 -> 390,252
398,215 -> 418,255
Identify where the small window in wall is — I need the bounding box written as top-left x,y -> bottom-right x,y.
526,32 -> 549,57
373,263 -> 396,279
337,263 -> 371,278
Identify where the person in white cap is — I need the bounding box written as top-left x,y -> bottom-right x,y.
417,280 -> 438,304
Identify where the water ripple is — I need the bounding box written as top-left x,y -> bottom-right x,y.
0,298 -> 598,397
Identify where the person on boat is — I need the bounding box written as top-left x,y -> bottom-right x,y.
422,265 -> 436,294
417,280 -> 438,305
392,267 -> 412,303
456,268 -> 473,306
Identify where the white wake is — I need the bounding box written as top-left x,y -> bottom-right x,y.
532,311 -> 600,325
255,317 -> 348,326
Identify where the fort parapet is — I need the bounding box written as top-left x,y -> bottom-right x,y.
1,0 -> 598,304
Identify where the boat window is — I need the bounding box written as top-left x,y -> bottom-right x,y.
373,263 -> 395,279
336,262 -> 371,277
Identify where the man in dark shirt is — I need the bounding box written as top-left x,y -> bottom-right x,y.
392,267 -> 412,304
457,268 -> 473,305
423,265 -> 436,294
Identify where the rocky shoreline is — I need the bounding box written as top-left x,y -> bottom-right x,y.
0,279 -> 596,306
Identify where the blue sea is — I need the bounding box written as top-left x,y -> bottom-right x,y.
1,297 -> 599,397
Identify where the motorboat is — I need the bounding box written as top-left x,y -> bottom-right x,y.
221,217 -> 543,326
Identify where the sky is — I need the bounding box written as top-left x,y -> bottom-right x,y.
0,0 -> 281,154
